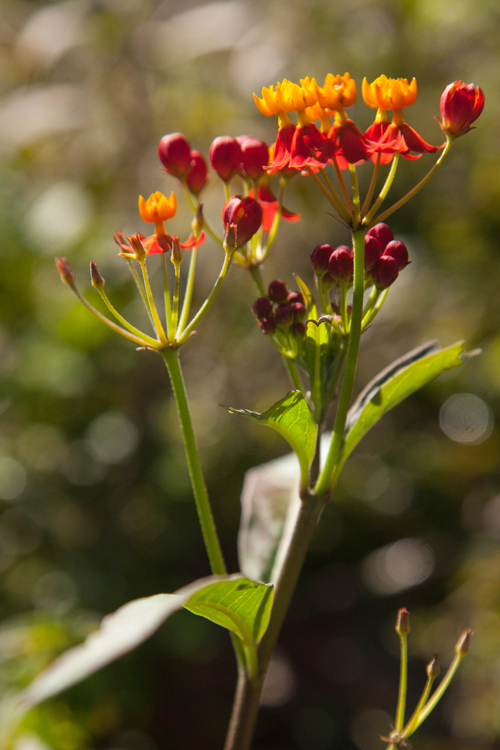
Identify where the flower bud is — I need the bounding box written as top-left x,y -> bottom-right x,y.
268,279 -> 288,304
367,223 -> 393,252
383,240 -> 409,271
275,303 -> 293,327
440,81 -> 484,138
328,245 -> 353,282
311,243 -> 334,272
291,302 -> 306,321
455,629 -> 473,656
55,257 -> 75,286
291,322 -> 306,337
238,135 -> 269,179
252,296 -> 273,320
186,150 -> 209,195
209,136 -> 242,181
90,261 -> 105,289
371,255 -> 399,289
192,203 -> 204,238
171,237 -> 183,266
364,234 -> 381,271
427,654 -> 440,678
287,290 -> 305,305
222,196 -> 262,248
396,608 -> 410,635
260,316 -> 277,335
158,133 -> 192,178
128,233 -> 147,261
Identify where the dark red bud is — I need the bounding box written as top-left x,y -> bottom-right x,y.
383,240 -> 409,271
186,150 -> 208,195
268,279 -> 288,304
291,302 -> 306,321
371,255 -> 399,289
287,290 -> 305,305
158,133 -> 192,178
252,296 -> 273,319
311,243 -> 334,272
238,136 -> 269,180
222,196 -> 263,248
440,81 -> 484,137
90,260 -> 104,289
367,222 -> 394,252
364,234 -> 381,271
291,322 -> 306,337
322,272 -> 335,288
55,257 -> 76,285
275,303 -> 293,327
328,246 -> 354,282
396,608 -> 410,635
260,316 -> 277,335
427,654 -> 440,678
209,136 -> 243,181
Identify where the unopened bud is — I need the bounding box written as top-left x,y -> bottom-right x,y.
311,243 -> 334,273
383,240 -> 410,271
252,296 -> 273,320
55,257 -> 75,286
291,302 -> 306,321
455,629 -> 473,656
275,303 -> 293,327
158,132 -> 192,179
171,237 -> 183,266
396,608 -> 410,635
367,222 -> 394,252
128,233 -> 147,261
90,261 -> 105,289
259,315 -> 277,335
287,290 -> 305,305
371,255 -> 399,289
209,136 -> 242,181
192,203 -> 204,238
222,196 -> 263,249
364,234 -> 381,271
328,246 -> 354,282
427,654 -> 440,678
238,135 -> 269,180
186,150 -> 209,195
291,321 -> 306,337
268,279 -> 288,304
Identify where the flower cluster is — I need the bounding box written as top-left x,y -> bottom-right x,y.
252,280 -> 306,339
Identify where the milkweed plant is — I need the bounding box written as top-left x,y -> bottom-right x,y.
5,75 -> 484,749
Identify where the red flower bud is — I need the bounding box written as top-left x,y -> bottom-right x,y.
291,322 -> 306,337
328,246 -> 353,282
90,260 -> 105,289
238,136 -> 269,180
222,196 -> 263,248
158,133 -> 192,178
260,316 -> 277,335
252,296 -> 273,320
364,234 -> 381,271
291,302 -> 306,321
268,279 -> 288,304
440,81 -> 484,137
371,255 -> 399,289
55,257 -> 75,286
383,240 -> 409,271
275,303 -> 293,327
311,243 -> 334,272
367,223 -> 393,252
186,150 -> 208,195
209,136 -> 242,181
287,290 -> 305,305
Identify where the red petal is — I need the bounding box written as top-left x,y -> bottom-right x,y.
268,125 -> 296,173
179,231 -> 205,249
398,123 -> 442,154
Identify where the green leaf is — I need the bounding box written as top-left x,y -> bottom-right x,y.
15,575 -> 273,712
226,391 -> 317,488
301,317 -> 343,422
339,340 -> 471,472
293,274 -> 315,314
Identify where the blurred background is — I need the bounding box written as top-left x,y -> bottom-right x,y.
0,0 -> 499,748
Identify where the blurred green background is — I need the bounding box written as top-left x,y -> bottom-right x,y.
0,0 -> 499,748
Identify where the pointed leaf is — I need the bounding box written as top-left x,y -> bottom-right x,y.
16,575 -> 273,711
339,340 -> 470,471
227,391 -> 317,488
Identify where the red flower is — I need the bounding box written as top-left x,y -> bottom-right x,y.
252,183 -> 301,233
268,125 -> 296,173
327,119 -> 372,164
440,81 -> 485,137
375,121 -> 442,160
114,230 -> 205,256
222,196 -> 263,248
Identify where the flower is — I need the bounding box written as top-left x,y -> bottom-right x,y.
314,73 -> 357,112
158,133 -> 192,179
222,196 -> 263,249
251,183 -> 301,234
362,75 -> 417,111
209,136 -> 242,181
238,136 -> 270,180
138,191 -> 177,224
439,81 -> 485,138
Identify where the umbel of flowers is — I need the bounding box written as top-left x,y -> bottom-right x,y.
47,73 -> 485,750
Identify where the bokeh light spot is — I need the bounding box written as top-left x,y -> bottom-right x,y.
440,393 -> 493,444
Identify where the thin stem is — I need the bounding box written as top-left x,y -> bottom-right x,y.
139,259 -> 167,344
315,228 -> 366,497
260,177 -> 286,260
364,153 -> 400,224
161,348 -> 226,575
284,357 -> 305,395
95,287 -> 160,347
340,281 -> 348,332
362,287 -> 388,329
349,164 -> 361,229
224,181 -> 231,200
372,140 -> 453,226
402,672 -> 436,738
395,630 -> 408,734
183,186 -> 223,245
306,167 -> 351,223
332,155 -> 354,217
125,258 -> 156,330
317,281 -> 332,317
250,266 -> 266,297
178,246 -> 198,334
408,652 -> 463,732
319,167 -> 348,217
361,154 -> 381,217
171,260 -> 181,334
161,253 -> 173,341
70,285 -> 151,347
177,251 -> 232,343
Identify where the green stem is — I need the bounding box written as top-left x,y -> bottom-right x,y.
178,246 -> 198,334
361,154 -> 381,217
349,164 -> 361,229
402,673 -> 436,738
139,258 -> 167,344
70,285 -> 151,347
395,631 -> 408,734
332,155 -> 354,217
408,652 -> 463,732
364,153 -> 400,224
260,177 -> 286,261
177,251 -> 232,343
125,258 -> 156,331
96,287 -> 160,347
372,140 -> 452,226
224,181 -> 231,201
314,228 -> 366,497
171,260 -> 181,334
319,167 -> 349,219
161,253 -> 173,341
362,287 -> 388,329
284,357 -> 305,395
183,186 -> 223,245
306,167 -> 351,224
250,266 -> 266,296
161,348 -> 226,575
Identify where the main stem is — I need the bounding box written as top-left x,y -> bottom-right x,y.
161,347 -> 226,576
224,494 -> 326,750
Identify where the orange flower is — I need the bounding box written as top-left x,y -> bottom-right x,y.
314,73 -> 357,113
362,76 -> 417,111
138,191 -> 177,224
